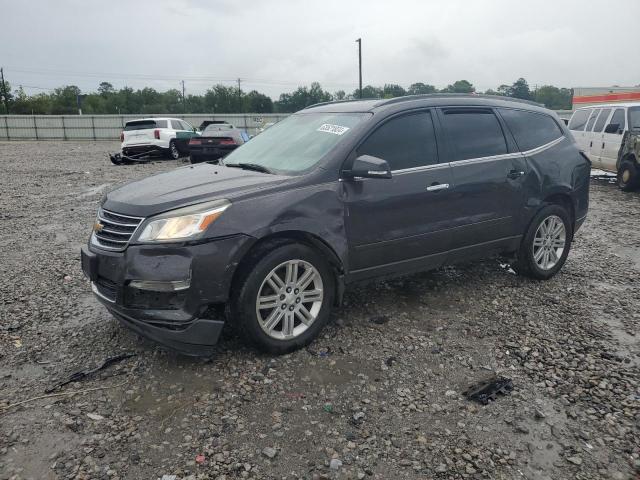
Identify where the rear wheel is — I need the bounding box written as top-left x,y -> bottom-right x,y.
231,242 -> 335,354
167,140 -> 180,160
617,159 -> 639,191
514,204 -> 572,280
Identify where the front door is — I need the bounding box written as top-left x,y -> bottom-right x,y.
599,107 -> 626,172
590,108 -> 612,169
437,107 -> 528,253
342,110 -> 455,279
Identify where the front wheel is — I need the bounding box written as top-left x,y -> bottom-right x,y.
617,160 -> 639,191
231,243 -> 335,354
513,205 -> 573,280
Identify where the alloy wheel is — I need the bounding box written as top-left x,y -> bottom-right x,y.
255,259 -> 324,340
532,215 -> 566,270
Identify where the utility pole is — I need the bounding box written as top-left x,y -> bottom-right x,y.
237,78 -> 242,113
0,67 -> 8,113
355,39 -> 362,99
181,80 -> 186,114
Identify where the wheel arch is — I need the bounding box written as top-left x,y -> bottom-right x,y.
229,230 -> 346,306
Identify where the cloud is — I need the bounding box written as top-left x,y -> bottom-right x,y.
1,0 -> 639,98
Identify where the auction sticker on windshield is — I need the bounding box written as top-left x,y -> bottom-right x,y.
317,124 -> 350,135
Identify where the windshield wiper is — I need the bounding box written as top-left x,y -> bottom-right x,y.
225,163 -> 273,174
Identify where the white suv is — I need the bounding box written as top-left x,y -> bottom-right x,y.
120,117 -> 199,159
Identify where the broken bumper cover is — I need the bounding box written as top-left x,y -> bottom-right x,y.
80,234 -> 254,356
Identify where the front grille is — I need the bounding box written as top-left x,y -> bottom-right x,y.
92,209 -> 144,251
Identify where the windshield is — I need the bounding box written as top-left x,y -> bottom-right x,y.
629,107 -> 640,129
223,112 -> 369,174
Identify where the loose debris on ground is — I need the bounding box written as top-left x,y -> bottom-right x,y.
0,141 -> 638,479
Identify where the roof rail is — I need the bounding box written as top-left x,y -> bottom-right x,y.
303,98 -> 378,109
376,93 -> 544,108
303,93 -> 544,110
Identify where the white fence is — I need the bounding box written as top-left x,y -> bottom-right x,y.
0,110 -> 573,141
0,114 -> 290,141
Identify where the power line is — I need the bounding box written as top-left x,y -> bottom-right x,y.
3,66 -> 358,89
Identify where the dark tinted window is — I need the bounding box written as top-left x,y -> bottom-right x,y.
608,108 -> 625,131
593,108 -> 611,132
585,109 -> 600,132
568,109 -> 591,131
441,109 -> 507,161
499,109 -> 563,151
124,120 -> 156,131
630,107 -> 640,129
357,112 -> 438,170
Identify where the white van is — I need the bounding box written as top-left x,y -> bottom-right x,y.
567,103 -> 640,188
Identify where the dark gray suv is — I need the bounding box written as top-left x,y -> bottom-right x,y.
81,95 -> 590,356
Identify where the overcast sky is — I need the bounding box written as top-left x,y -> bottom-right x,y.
2,0 -> 639,98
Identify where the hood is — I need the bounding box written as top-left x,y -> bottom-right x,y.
103,163 -> 290,217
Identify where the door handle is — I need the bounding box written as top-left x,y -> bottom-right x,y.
602,142 -> 605,149
507,170 -> 525,179
426,183 -> 449,192
590,141 -> 593,148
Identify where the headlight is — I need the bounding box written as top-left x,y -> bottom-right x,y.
136,200 -> 231,242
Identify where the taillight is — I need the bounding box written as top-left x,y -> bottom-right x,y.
189,138 -> 202,145
120,131 -> 124,142
219,138 -> 236,145
154,129 -> 160,139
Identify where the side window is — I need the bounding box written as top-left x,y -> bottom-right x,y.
357,111 -> 438,170
608,108 -> 625,132
170,120 -> 182,130
585,109 -> 600,132
499,109 -> 563,151
440,109 -> 507,161
568,109 -> 591,131
593,108 -> 611,132
155,119 -> 168,128
181,121 -> 193,131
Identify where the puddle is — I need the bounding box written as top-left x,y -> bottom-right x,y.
293,356 -> 375,386
77,183 -> 111,199
1,430 -> 80,480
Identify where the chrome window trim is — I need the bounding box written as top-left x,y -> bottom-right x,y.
392,163 -> 449,175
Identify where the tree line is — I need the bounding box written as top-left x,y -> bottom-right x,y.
0,77 -> 572,115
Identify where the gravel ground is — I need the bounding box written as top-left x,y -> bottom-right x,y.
0,141 -> 638,480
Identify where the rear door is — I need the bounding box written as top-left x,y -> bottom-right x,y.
343,110 -> 455,278
437,107 -> 528,254
599,107 -> 626,172
590,108 -> 612,168
583,108 -> 602,167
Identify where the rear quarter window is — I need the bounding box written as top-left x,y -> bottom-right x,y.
499,109 -> 564,151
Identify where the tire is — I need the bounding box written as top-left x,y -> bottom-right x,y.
617,159 -> 639,191
167,140 -> 180,160
513,204 -> 573,280
231,242 -> 335,354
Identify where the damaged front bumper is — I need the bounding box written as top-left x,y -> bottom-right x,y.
80,234 -> 254,356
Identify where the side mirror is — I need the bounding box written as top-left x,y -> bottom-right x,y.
604,123 -> 621,134
343,155 -> 392,180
